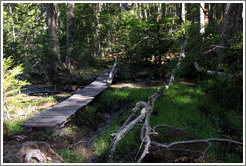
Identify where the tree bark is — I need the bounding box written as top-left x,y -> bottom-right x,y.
7,4 -> 16,42
233,4 -> 243,36
217,3 -> 234,68
7,4 -> 17,57
200,3 -> 205,34
176,3 -> 181,24
46,3 -> 64,72
96,3 -> 103,58
66,3 -> 75,71
208,3 -> 213,26
182,3 -> 186,23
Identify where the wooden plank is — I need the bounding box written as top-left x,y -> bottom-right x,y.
34,114 -> 71,118
41,109 -> 77,114
22,67 -> 117,128
94,80 -> 107,84
53,99 -> 93,109
96,76 -> 108,80
99,71 -> 111,77
34,111 -> 74,117
83,85 -> 108,90
90,81 -> 107,87
25,117 -> 68,124
88,86 -> 107,90
77,89 -> 106,97
22,122 -> 59,128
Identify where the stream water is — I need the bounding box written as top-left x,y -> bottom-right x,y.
21,84 -> 52,95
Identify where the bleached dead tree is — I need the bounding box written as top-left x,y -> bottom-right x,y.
107,43 -> 242,163
193,61 -> 234,78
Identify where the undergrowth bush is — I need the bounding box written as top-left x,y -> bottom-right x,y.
3,56 -> 30,96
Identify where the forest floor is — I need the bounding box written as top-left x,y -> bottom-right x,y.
3,66 -> 171,162
3,63 -> 243,163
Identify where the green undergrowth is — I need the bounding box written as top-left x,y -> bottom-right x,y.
4,94 -> 58,136
58,148 -> 84,163
78,83 -> 243,163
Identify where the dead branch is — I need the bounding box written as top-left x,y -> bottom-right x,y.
137,44 -> 186,163
108,101 -> 151,162
168,44 -> 185,87
193,61 -> 234,78
151,138 -> 243,149
107,54 -> 119,85
200,142 -> 211,162
204,45 -> 227,55
153,124 -> 189,135
108,44 -> 186,163
138,108 -> 152,163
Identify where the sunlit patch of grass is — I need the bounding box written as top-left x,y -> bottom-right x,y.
6,120 -> 24,136
86,83 -> 242,163
4,94 -> 58,136
58,148 -> 84,163
63,126 -> 77,135
151,83 -> 220,136
93,115 -> 120,156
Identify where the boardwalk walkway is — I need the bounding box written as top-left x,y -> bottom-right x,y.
22,62 -> 118,129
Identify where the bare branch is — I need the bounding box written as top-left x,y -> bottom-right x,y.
200,142 -> 211,162
138,111 -> 152,163
119,101 -> 148,131
193,61 -> 234,78
153,124 -> 187,133
108,101 -> 151,162
151,138 -> 243,149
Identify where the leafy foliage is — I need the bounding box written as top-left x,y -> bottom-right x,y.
3,56 -> 29,96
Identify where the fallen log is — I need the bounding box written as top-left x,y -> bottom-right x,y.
193,61 -> 234,78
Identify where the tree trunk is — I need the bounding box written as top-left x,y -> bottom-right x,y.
208,3 -> 213,26
46,3 -> 64,72
182,3 -> 186,23
176,3 -> 181,24
7,4 -> 17,57
7,4 -> 16,42
200,3 -> 205,34
66,3 -> 75,71
233,4 -> 243,36
97,3 -> 103,58
217,3 -> 234,68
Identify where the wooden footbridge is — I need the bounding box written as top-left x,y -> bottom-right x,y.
22,56 -> 118,129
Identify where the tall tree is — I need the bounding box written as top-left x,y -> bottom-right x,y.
200,3 -> 205,34
182,3 -> 185,23
233,4 -> 243,36
46,3 -> 64,73
216,3 -> 234,68
66,3 -> 75,71
208,3 -> 213,25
